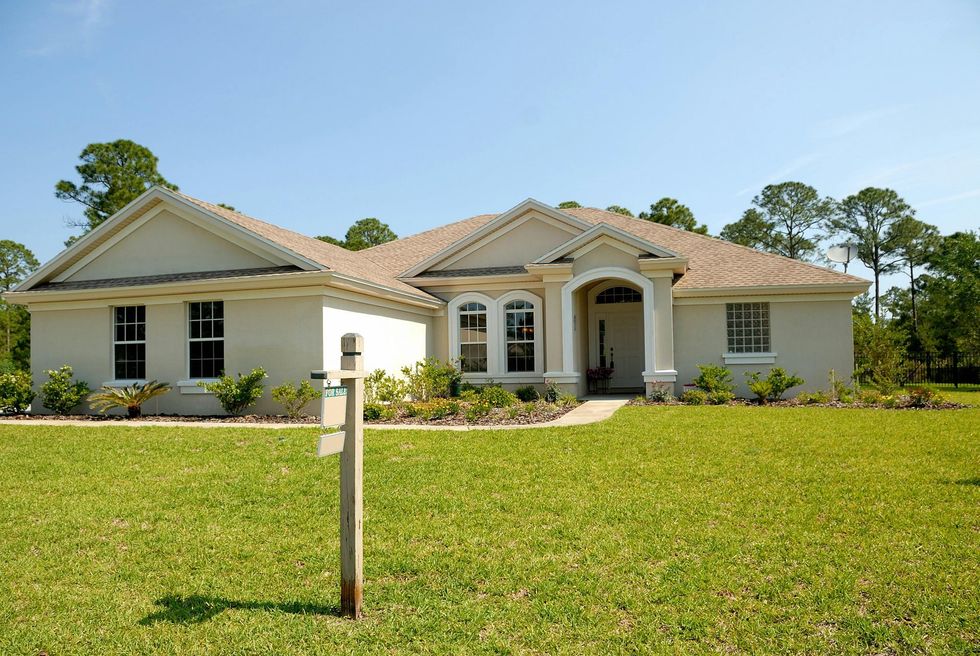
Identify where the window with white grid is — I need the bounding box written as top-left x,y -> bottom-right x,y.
504,299 -> 535,372
726,302 -> 771,353
113,305 -> 145,380
458,302 -> 487,373
188,301 -> 224,378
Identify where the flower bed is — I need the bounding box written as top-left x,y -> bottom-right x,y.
364,399 -> 578,426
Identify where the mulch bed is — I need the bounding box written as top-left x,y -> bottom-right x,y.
0,403 -> 579,426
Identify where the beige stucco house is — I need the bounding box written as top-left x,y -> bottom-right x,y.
5,187 -> 869,414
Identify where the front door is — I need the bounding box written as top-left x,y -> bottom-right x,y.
595,310 -> 644,391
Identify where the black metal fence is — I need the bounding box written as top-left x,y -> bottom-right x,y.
898,352 -> 980,388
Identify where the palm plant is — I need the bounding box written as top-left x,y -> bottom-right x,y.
88,380 -> 172,418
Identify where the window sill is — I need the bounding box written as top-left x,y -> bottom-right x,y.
176,379 -> 219,395
722,352 -> 777,365
101,379 -> 147,388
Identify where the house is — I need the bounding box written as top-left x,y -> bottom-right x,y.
5,187 -> 869,414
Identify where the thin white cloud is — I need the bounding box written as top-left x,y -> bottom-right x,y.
917,187 -> 980,208
815,106 -> 904,140
24,0 -> 109,57
735,152 -> 821,197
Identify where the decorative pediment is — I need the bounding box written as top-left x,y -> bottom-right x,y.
16,187 -> 323,291
399,198 -> 591,277
531,223 -> 681,264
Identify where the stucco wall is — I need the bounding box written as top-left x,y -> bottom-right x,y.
29,294 -> 326,415
673,298 -> 855,397
322,295 -> 432,376
436,215 -> 576,270
68,210 -> 275,281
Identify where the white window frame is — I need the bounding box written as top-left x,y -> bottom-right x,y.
496,291 -> 543,377
178,300 -> 225,394
449,293 -> 497,378
106,305 -> 147,386
448,290 -> 544,381
457,300 -> 490,374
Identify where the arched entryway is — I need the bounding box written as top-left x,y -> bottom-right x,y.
559,266 -> 657,395
588,282 -> 645,392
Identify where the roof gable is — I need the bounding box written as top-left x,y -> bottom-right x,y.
532,222 -> 683,264
399,199 -> 591,277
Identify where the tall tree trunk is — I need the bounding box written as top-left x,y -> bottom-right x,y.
909,261 -> 917,331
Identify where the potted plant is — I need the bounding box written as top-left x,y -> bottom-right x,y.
586,367 -> 614,394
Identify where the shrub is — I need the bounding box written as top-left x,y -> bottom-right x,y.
707,390 -> 735,405
271,380 -> 320,418
365,369 -> 406,404
693,364 -> 734,394
458,388 -> 479,402
680,389 -> 708,405
903,386 -> 944,408
0,370 -> 34,413
464,401 -> 492,422
827,369 -> 856,403
858,389 -> 883,405
40,366 -> 90,415
363,402 -> 395,421
745,368 -> 805,404
199,368 -> 267,415
412,398 -> 461,420
556,392 -> 579,408
479,385 -> 517,408
515,385 -> 540,402
88,380 -> 171,418
796,390 -> 830,405
881,395 -> 900,409
401,358 -> 460,401
543,379 -> 563,403
647,387 -> 674,403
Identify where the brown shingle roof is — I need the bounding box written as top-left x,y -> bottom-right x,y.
363,206 -> 867,290
176,192 -> 439,301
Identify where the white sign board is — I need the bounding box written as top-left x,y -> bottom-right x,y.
317,431 -> 346,457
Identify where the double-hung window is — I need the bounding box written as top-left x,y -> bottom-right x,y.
189,301 -> 224,378
113,305 -> 145,380
726,302 -> 770,353
458,302 -> 488,373
504,299 -> 535,372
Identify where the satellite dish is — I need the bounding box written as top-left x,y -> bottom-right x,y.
826,244 -> 859,272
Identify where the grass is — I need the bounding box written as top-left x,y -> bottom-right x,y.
1,406 -> 977,655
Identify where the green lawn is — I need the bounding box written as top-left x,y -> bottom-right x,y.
1,407 -> 978,655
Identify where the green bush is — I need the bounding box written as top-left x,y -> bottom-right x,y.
693,364 -> 735,394
458,388 -> 479,402
745,368 -> 805,404
406,398 -> 461,420
199,368 -> 267,415
680,389 -> 708,405
0,370 -> 34,413
515,385 -> 540,402
479,385 -> 518,408
543,379 -> 563,403
88,380 -> 171,418
40,366 -> 90,415
795,390 -> 830,405
464,401 -> 492,422
363,402 -> 396,421
271,380 -> 320,418
858,389 -> 883,405
365,369 -> 406,404
707,390 -> 735,405
556,392 -> 579,408
647,387 -> 674,403
400,358 -> 460,401
903,386 -> 944,408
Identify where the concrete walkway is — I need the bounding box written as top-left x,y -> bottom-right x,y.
0,398 -> 629,431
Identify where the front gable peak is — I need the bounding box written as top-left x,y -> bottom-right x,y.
531,222 -> 683,264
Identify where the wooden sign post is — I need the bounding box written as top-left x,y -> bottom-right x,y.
311,333 -> 366,619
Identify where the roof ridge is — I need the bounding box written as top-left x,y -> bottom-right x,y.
570,206 -> 867,284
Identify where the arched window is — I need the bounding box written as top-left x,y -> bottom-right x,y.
595,286 -> 641,304
504,299 -> 535,372
458,302 -> 488,372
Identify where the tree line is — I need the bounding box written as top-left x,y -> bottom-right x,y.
0,139 -> 974,374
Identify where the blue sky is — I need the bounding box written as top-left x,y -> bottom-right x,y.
1,0 -> 978,289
